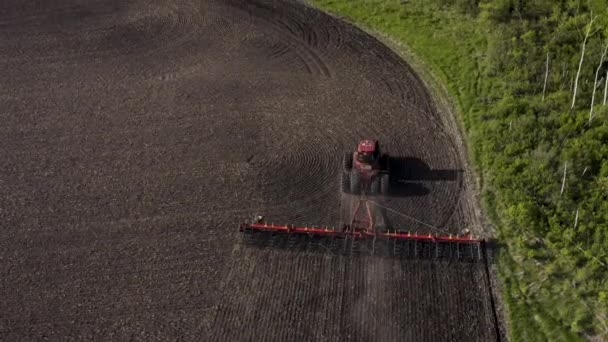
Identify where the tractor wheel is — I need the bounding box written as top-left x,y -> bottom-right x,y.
341,171 -> 350,193
370,176 -> 380,195
380,173 -> 390,195
350,171 -> 360,194
342,152 -> 353,172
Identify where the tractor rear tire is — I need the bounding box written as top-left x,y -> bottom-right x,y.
342,153 -> 353,172
350,171 -> 360,195
380,173 -> 389,195
370,176 -> 380,195
341,171 -> 350,193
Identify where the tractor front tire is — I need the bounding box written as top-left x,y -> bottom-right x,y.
342,152 -> 353,172
370,176 -> 380,195
350,171 -> 360,195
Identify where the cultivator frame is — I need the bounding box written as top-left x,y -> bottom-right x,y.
239,197 -> 484,261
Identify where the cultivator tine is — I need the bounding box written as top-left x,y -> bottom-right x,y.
415,240 -> 421,258
423,241 -> 434,258
392,239 -> 410,258
436,242 -> 446,259
336,237 -> 349,256
282,233 -> 302,251
466,243 -> 477,260
373,238 -> 391,257
392,238 -> 398,256
385,239 -> 481,261
239,221 -> 484,261
423,241 -> 432,258
406,239 -> 415,257
330,236 -> 346,254
349,237 -> 362,256
371,238 -> 376,256
448,242 -> 460,259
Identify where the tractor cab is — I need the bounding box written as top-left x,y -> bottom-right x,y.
342,139 -> 390,195
356,139 -> 380,166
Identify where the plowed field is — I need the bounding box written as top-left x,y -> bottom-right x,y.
0,0 -> 500,340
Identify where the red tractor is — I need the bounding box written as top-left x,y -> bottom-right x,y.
341,139 -> 390,195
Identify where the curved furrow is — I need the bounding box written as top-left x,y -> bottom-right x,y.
226,1 -> 332,78
0,2 -> 203,63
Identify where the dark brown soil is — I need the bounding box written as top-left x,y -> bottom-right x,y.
0,0 -> 499,340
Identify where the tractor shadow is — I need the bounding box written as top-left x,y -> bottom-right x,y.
388,157 -> 463,197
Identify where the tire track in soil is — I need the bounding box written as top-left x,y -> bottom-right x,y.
1,0 -> 499,340
223,0 -> 332,78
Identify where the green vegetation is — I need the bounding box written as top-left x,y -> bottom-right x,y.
310,0 -> 608,340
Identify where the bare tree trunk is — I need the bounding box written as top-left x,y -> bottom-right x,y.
572,15 -> 597,109
542,52 -> 549,101
590,42 -> 608,122
560,162 -> 567,196
604,69 -> 608,105
574,208 -> 579,229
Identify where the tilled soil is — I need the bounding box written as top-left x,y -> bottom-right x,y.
0,0 -> 499,341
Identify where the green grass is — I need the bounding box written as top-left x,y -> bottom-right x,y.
310,1 -> 482,113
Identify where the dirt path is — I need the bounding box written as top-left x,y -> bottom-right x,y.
0,0 -> 498,340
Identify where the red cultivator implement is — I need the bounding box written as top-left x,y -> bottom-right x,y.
240,197 -> 484,260
240,140 -> 485,261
